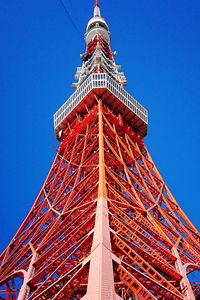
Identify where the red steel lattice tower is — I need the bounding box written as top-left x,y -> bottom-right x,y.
1,2 -> 200,300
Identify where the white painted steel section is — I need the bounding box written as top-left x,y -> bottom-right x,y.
54,73 -> 148,129
85,197 -> 120,300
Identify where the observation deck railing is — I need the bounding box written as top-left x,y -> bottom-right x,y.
54,73 -> 148,129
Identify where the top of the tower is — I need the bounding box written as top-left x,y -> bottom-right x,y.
94,0 -> 101,17
73,0 -> 127,89
54,1 -> 148,140
85,0 -> 110,44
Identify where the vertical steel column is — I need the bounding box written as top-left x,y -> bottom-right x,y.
172,247 -> 195,300
17,252 -> 38,300
85,100 -> 121,300
98,100 -> 106,199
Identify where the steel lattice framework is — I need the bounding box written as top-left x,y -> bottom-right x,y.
0,1 -> 200,300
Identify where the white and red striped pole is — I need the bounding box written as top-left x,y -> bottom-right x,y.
94,0 -> 101,17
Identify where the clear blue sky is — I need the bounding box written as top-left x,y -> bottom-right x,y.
0,0 -> 200,253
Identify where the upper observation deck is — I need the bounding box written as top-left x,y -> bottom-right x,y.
54,73 -> 148,139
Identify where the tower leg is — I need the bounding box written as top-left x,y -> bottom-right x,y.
17,252 -> 37,300
85,197 -> 121,300
83,100 -> 122,300
172,247 -> 195,300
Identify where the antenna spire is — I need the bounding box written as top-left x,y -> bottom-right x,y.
94,0 -> 101,17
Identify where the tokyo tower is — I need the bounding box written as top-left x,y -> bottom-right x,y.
0,1 -> 200,299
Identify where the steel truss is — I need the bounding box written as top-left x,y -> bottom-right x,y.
0,100 -> 200,299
